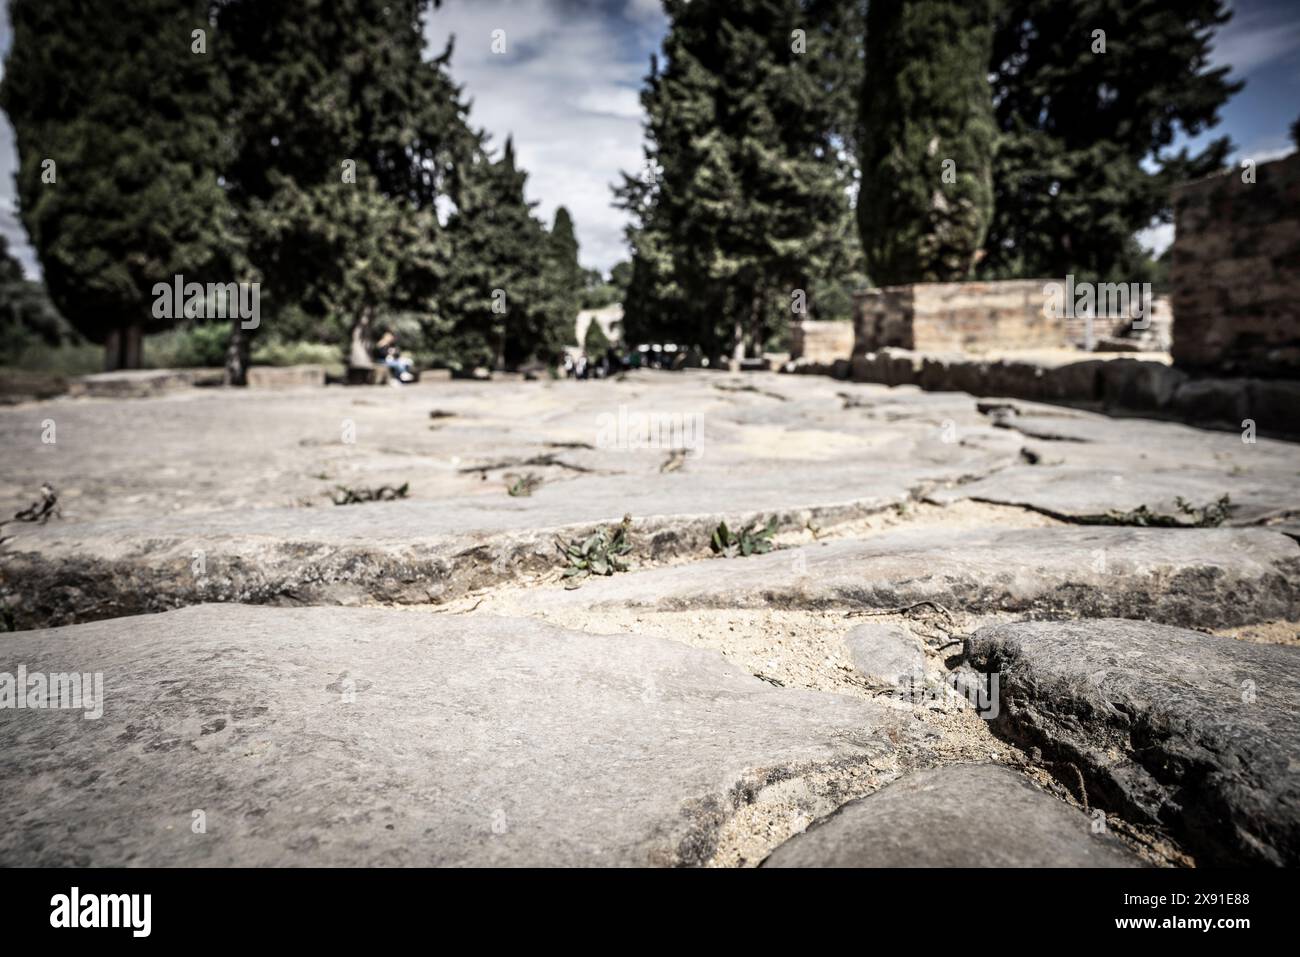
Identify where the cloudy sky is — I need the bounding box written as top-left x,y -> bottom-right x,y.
1,0 -> 1297,278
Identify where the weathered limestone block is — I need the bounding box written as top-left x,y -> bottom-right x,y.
966,619 -> 1300,866
0,605 -> 924,866
789,320 -> 854,363
853,279 -> 1066,355
763,765 -> 1140,868
67,368 -> 224,398
246,365 -> 327,389
1100,358 -> 1186,412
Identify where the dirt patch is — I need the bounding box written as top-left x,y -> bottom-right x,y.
1210,619 -> 1300,647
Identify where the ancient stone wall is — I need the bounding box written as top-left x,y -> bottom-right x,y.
854,280 -> 1065,354
1171,152 -> 1300,378
789,319 -> 854,362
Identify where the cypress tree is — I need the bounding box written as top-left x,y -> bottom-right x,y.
441,139 -> 568,371
547,207 -> 582,346
0,0 -> 235,370
857,0 -> 996,285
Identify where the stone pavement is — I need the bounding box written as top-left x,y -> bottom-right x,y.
2,370 -> 1297,866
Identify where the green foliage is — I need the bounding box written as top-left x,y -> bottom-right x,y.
143,324 -> 232,369
579,261 -> 632,310
557,515 -> 634,585
858,0 -> 996,285
218,0 -> 474,363
0,237 -> 78,364
983,0 -> 1240,282
250,339 -> 344,368
616,0 -> 853,359
583,318 -> 611,355
710,517 -> 779,557
440,140 -> 571,370
547,207 -> 583,345
0,0 -> 237,366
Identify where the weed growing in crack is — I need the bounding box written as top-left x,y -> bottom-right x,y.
1175,494 -> 1232,526
330,483 -> 410,505
1101,494 -> 1231,527
505,473 -> 542,497
711,517 -> 778,557
557,514 -> 633,586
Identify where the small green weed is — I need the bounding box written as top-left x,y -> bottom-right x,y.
711,517 -> 778,557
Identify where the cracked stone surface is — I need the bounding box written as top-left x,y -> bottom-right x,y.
2,370 -> 1299,868
1,372 -> 1022,628
966,618 -> 1300,866
522,525 -> 1300,628
935,399 -> 1300,528
762,764 -> 1141,867
0,603 -> 929,867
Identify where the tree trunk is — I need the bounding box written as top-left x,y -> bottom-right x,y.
730,316 -> 745,372
225,316 -> 250,386
103,328 -> 121,372
103,323 -> 143,371
747,290 -> 764,362
348,307 -> 375,370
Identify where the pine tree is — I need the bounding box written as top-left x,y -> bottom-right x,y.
217,0 -> 475,373
857,0 -> 996,285
0,0 -> 235,370
617,0 -> 850,364
984,0 -> 1240,282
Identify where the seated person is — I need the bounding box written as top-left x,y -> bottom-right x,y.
383,346 -> 415,383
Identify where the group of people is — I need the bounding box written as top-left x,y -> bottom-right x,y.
368,330 -> 650,385
561,347 -> 629,380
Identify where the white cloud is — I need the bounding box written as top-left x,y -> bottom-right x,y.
0,0 -> 664,280
1136,221 -> 1174,257
0,0 -> 39,277
426,0 -> 662,272
1210,3 -> 1300,76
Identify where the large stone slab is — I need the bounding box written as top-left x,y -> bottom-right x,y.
965,619 -> 1300,866
0,604 -> 923,866
524,526 -> 1300,629
935,400 -> 1300,526
762,764 -> 1139,867
0,372 -> 1024,628
66,368 -> 225,398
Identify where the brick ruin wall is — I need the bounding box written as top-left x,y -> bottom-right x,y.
789,320 -> 854,362
1171,151 -> 1300,378
854,280 -> 1068,354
